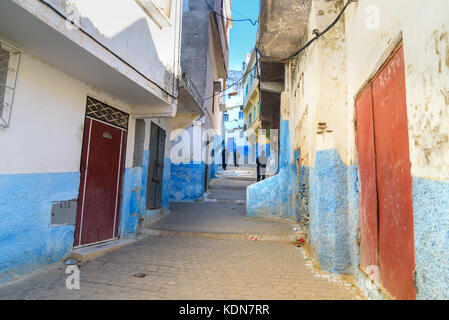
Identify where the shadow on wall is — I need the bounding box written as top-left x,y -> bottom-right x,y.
246,121 -> 361,275
50,0 -> 176,95
246,120 -> 298,220
120,151 -> 172,239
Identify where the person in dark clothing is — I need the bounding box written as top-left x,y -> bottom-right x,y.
222,147 -> 229,170
234,149 -> 240,167
256,150 -> 268,182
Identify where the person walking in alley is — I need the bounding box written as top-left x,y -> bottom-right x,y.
222,147 -> 229,170
234,149 -> 240,167
256,150 -> 268,182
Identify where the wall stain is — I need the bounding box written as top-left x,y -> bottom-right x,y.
441,90 -> 449,106
446,46 -> 449,68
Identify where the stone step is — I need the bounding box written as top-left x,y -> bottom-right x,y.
209,178 -> 255,189
215,175 -> 257,182
202,198 -> 246,204
209,185 -> 247,190
70,239 -> 136,262
142,228 -> 296,243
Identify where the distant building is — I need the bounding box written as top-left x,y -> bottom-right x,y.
242,50 -> 260,164
170,0 -> 232,200
223,69 -> 245,164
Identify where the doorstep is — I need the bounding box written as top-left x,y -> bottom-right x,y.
70,239 -> 136,262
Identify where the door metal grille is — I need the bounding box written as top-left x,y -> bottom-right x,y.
86,96 -> 129,130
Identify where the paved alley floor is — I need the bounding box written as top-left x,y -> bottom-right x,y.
0,167 -> 364,300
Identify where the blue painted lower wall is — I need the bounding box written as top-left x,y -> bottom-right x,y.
119,167 -> 142,239
0,172 -> 80,284
162,157 -> 172,210
246,120 -> 360,275
245,113 -> 449,299
0,150 -> 173,283
169,162 -> 206,202
308,149 -> 360,274
412,177 -> 449,300
247,120 -> 297,219
119,156 -> 172,238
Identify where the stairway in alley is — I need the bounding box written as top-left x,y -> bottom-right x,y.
143,166 -> 295,241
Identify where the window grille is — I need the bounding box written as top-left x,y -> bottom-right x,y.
0,40 -> 21,128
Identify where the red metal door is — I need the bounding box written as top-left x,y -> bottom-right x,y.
74,117 -> 126,247
355,85 -> 379,272
372,45 -> 416,300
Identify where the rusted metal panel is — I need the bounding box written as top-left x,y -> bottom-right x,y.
372,45 -> 416,300
355,85 -> 379,272
74,114 -> 127,247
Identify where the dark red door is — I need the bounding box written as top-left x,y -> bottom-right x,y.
372,45 -> 416,300
74,117 -> 126,247
355,85 -> 379,272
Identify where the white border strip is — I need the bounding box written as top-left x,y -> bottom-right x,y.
112,130 -> 124,239
87,116 -> 127,131
78,119 -> 92,246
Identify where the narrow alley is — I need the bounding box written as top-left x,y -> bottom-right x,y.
1,0 -> 449,303
0,167 -> 363,300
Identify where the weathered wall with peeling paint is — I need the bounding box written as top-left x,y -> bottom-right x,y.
288,0 -> 360,277
294,0 -> 449,299
342,0 -> 449,300
254,0 -> 449,299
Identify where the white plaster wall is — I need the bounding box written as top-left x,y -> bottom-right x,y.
224,105 -> 244,133
290,0 -> 320,167
224,86 -> 243,109
11,0 -> 182,110
290,0 -> 449,176
0,46 -> 139,174
48,0 -> 182,95
344,0 -> 449,180
204,22 -> 223,136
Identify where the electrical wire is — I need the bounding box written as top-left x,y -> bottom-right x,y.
257,0 -> 355,63
37,0 -> 178,100
204,0 -> 258,26
202,62 -> 258,102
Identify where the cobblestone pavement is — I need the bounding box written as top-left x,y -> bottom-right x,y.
0,170 -> 364,300
147,202 -> 294,236
0,236 -> 364,300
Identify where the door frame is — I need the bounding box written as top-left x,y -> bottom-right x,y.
74,97 -> 128,248
355,43 -> 416,299
146,121 -> 166,210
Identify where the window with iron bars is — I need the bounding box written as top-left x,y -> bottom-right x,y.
0,40 -> 21,128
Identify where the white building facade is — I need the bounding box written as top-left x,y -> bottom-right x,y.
223,69 -> 244,165
0,0 -> 183,283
